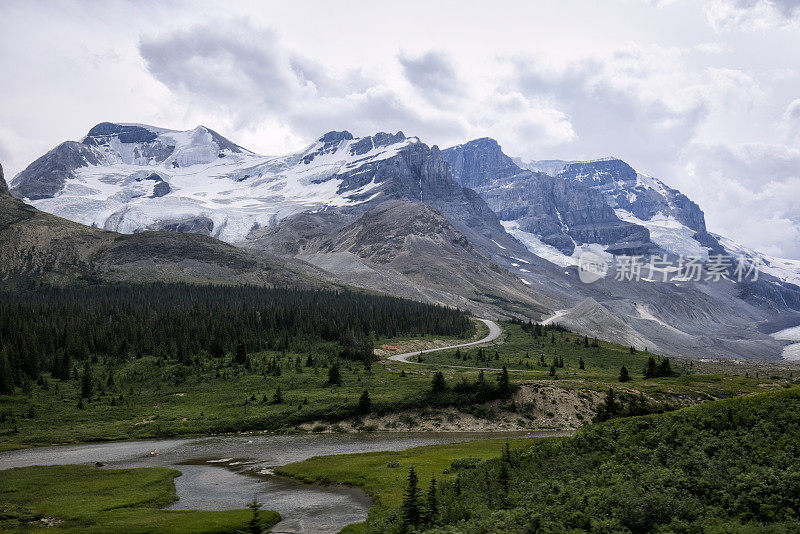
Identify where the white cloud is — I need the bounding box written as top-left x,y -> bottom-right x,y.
2,0 -> 800,258
679,142 -> 800,257
782,98 -> 800,144
704,0 -> 800,30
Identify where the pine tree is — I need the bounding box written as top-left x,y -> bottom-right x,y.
246,498 -> 263,534
401,467 -> 421,528
658,357 -> 673,377
80,363 -> 93,398
618,366 -> 631,382
549,365 -> 556,377
502,440 -> 512,465
0,347 -> 13,395
235,341 -> 247,365
272,386 -> 283,404
430,371 -> 446,394
210,339 -> 225,359
579,357 -> 585,370
498,456 -> 510,494
424,476 -> 438,525
305,354 -> 314,367
358,389 -> 371,413
497,365 -> 510,395
327,364 -> 342,386
644,356 -> 657,379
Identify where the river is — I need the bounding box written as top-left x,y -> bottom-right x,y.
0,430 -> 567,533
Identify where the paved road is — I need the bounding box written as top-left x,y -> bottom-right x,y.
386,318 -> 557,374
387,318 -> 503,365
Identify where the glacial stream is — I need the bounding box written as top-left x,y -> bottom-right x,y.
0,431 -> 567,533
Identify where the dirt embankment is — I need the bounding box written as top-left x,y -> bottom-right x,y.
296,383 -> 608,433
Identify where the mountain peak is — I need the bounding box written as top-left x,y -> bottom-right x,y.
441,137 -> 521,188
83,122 -> 160,145
318,131 -> 355,145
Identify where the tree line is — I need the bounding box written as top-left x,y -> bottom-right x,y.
0,282 -> 471,393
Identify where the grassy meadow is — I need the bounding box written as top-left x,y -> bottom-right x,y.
0,464 -> 277,533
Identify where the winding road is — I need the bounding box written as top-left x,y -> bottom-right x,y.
387,318 -> 503,365
385,316 -> 571,374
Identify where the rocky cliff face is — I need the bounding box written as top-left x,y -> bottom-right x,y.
555,159 -> 707,234
0,162 -> 8,196
441,137 -> 521,189
442,140 -> 653,255
483,171 -> 653,255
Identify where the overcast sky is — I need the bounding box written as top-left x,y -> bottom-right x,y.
1,0 -> 799,258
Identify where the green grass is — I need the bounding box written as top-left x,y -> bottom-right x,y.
0,322 -> 791,451
278,386 -> 800,533
0,464 -> 278,533
0,353 -> 445,449
275,436 -> 534,528
416,322 -> 788,397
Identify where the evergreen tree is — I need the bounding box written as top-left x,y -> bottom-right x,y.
431,371 -> 447,394
235,342 -> 247,365
0,347 -> 13,395
644,356 -> 658,379
358,389 -> 371,414
549,365 -> 556,377
210,338 -> 225,359
80,363 -> 93,398
619,366 -> 631,382
497,365 -> 510,395
658,358 -> 673,377
327,364 -> 342,386
630,346 -> 636,354
272,386 -> 283,404
498,456 -> 510,494
425,476 -> 438,525
305,354 -> 314,367
401,467 -> 421,528
579,357 -> 585,370
502,440 -> 512,465
246,498 -> 264,534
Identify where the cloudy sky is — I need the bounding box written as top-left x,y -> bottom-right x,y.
1,0 -> 799,258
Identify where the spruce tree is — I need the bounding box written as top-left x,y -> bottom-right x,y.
0,347 -> 13,395
401,467 -> 421,528
430,371 -> 446,394
246,498 -> 263,534
497,365 -> 510,395
80,363 -> 93,398
327,364 -> 342,386
618,366 -> 631,382
498,456 -> 510,494
425,476 -> 438,525
658,357 -> 673,377
644,356 -> 657,379
358,389 -> 371,414
235,342 -> 247,365
579,357 -> 585,370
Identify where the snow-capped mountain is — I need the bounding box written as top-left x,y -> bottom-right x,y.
523,157 -> 724,260
9,123 -> 800,361
10,124 -> 419,242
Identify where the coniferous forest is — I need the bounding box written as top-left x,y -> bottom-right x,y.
0,283 -> 471,393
